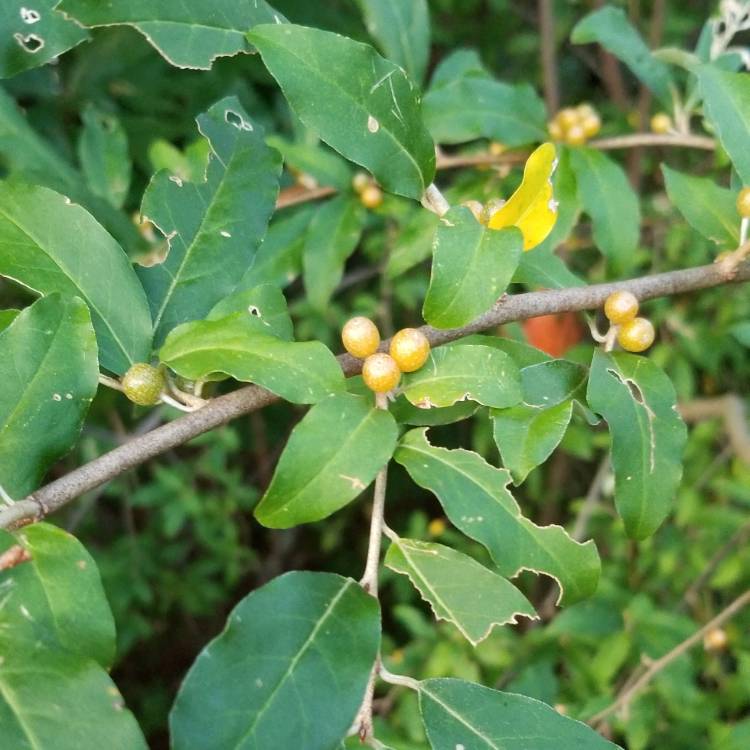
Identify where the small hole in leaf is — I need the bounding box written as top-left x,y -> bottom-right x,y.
224,109 -> 253,131
14,32 -> 44,53
248,305 -> 261,317
20,7 -> 41,24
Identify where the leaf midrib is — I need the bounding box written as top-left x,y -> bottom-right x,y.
234,579 -> 353,747
253,30 -> 427,194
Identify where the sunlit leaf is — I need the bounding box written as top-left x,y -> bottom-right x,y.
385,537 -> 536,645
394,428 -> 600,604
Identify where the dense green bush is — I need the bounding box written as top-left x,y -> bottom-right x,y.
1,1 -> 750,748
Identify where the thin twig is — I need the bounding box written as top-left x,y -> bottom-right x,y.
1,259 -> 748,531
379,665 -> 420,691
589,588 -> 750,727
539,0 -> 559,114
589,133 -> 716,151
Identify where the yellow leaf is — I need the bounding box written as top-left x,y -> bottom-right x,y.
487,142 -> 558,251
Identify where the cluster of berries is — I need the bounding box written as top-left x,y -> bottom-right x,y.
352,172 -> 383,210
603,291 -> 655,353
342,317 -> 430,393
548,104 -> 602,146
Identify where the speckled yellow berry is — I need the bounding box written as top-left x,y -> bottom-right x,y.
548,119 -> 564,141
427,518 -> 447,536
703,627 -> 729,652
617,317 -> 655,353
565,124 -> 586,146
390,328 -> 431,373
557,107 -> 579,130
650,112 -> 672,134
362,353 -> 401,393
122,363 -> 165,406
576,103 -> 596,120
342,316 -> 380,359
489,141 -> 506,156
582,112 -> 601,138
360,184 -> 383,209
737,187 -> 750,218
604,291 -> 639,325
352,171 -> 371,193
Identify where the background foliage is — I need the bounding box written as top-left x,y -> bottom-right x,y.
1,1 -> 749,749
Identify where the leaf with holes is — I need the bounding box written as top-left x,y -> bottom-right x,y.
698,65 -> 750,186
356,0 -> 431,85
255,394 -> 398,528
423,206 -> 522,329
77,104 -> 131,209
385,537 -> 536,645
0,0 -> 89,78
159,315 -> 343,404
57,0 -> 286,70
572,6 -> 673,106
0,183 -> 151,374
587,350 -> 687,539
248,23 -> 436,200
303,196 -> 366,311
207,283 -> 293,341
0,295 -> 98,499
394,429 -> 600,605
138,97 -> 281,346
419,678 -> 621,750
170,572 -> 380,750
401,344 -> 522,409
570,148 -> 640,273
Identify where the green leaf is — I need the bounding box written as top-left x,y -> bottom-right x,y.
0,0 -> 89,78
357,0 -> 431,85
419,678 -> 620,749
138,97 -> 281,346
57,0 -> 286,70
570,148 -> 640,273
239,205 -> 313,290
303,196 -> 366,311
520,359 -> 588,406
207,283 -> 293,340
385,537 -> 536,645
493,401 -> 574,485
662,165 -> 740,248
698,65 -> 750,185
587,350 -> 687,539
385,207 -> 439,278
159,315 -> 344,404
255,394 -> 398,528
572,6 -> 673,105
423,52 -> 547,146
0,182 -> 151,374
0,645 -> 148,750
248,23 -> 436,200
170,571 -> 380,750
266,135 -> 353,190
0,524 -> 115,667
0,524 -> 147,748
0,308 -> 19,332
0,295 -> 97,499
731,321 -> 750,347
394,428 -> 600,605
390,396 -> 478,427
423,207 -> 522,329
401,344 -> 522,409
77,104 -> 131,209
